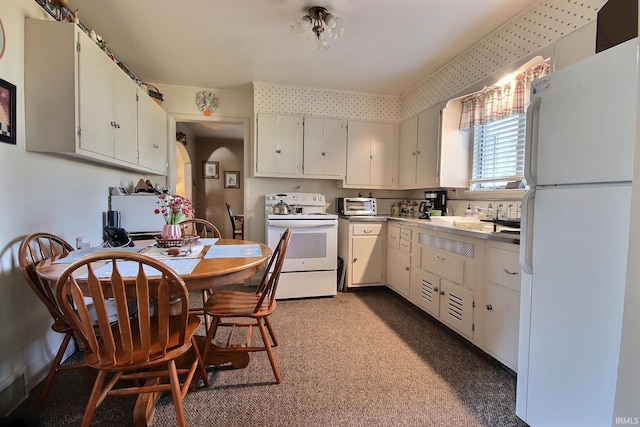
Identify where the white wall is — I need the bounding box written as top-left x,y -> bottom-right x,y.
0,0 -> 168,394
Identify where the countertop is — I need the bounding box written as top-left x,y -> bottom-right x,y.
338,214 -> 520,245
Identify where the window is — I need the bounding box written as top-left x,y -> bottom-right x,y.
470,113 -> 526,190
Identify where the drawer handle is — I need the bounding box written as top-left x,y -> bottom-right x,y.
503,269 -> 519,275
433,287 -> 439,292
486,304 -> 493,310
363,230 -> 372,234
435,255 -> 446,261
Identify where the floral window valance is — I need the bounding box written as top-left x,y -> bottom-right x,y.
459,61 -> 550,130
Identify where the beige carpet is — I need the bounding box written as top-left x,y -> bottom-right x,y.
9,287 -> 528,426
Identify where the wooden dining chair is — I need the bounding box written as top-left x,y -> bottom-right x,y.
179,217 -> 222,239
225,202 -> 244,240
18,232 -> 83,410
179,218 -> 222,331
55,251 -> 209,427
202,228 -> 291,384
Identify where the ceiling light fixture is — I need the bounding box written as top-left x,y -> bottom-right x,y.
291,6 -> 345,50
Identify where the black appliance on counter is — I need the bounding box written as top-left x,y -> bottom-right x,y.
419,191 -> 447,219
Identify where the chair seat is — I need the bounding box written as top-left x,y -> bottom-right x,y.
205,290 -> 275,317
86,314 -> 202,369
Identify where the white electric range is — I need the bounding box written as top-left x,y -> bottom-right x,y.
265,193 -> 338,299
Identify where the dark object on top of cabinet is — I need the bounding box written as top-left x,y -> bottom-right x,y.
596,0 -> 638,53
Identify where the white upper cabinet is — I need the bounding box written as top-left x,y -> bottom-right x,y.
438,99 -> 470,188
398,105 -> 440,188
255,113 -> 303,177
303,117 -> 347,179
24,19 -> 168,175
137,90 -> 168,174
345,120 -> 395,188
398,115 -> 419,187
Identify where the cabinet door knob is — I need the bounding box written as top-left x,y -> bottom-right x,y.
110,121 -> 116,127
439,291 -> 445,295
405,266 -> 410,271
503,269 -> 519,275
433,287 -> 439,292
153,144 -> 159,149
116,123 -> 120,129
276,149 -> 282,154
321,152 -> 327,156
353,258 -> 358,263
486,304 -> 493,310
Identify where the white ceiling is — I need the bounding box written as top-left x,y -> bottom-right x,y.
66,0 -> 540,138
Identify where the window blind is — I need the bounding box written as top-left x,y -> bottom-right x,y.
471,113 -> 526,190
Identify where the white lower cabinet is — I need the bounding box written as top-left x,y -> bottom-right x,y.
386,223 -> 412,299
408,228 -> 483,344
339,219 -> 386,289
383,221 -> 522,370
412,258 -> 475,340
481,241 -> 521,371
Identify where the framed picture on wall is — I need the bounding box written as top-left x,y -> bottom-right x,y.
203,161 -> 219,179
224,171 -> 240,189
0,78 -> 16,145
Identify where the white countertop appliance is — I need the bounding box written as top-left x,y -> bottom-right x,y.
335,197 -> 377,216
516,38 -> 637,426
265,193 -> 338,299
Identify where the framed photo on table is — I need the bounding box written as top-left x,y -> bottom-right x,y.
0,78 -> 16,145
224,171 -> 240,189
203,161 -> 219,179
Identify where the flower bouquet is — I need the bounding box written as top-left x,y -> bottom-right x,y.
155,194 -> 195,245
155,194 -> 193,225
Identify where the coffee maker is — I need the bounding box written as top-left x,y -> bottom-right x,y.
419,190 -> 447,219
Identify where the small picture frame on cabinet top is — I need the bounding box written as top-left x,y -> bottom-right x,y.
224,171 -> 240,189
203,161 -> 219,179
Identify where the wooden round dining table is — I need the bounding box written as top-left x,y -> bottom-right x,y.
36,238 -> 271,291
36,238 -> 272,427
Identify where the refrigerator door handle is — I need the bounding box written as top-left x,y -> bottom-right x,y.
525,97 -> 541,187
519,188 -> 535,275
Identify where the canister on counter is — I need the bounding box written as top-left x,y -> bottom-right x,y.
399,200 -> 408,216
391,202 -> 400,217
407,201 -> 417,218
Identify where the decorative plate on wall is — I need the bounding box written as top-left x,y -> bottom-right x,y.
195,91 -> 219,116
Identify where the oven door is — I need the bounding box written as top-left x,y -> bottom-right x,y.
266,218 -> 337,271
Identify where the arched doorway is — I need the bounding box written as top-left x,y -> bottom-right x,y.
175,141 -> 192,202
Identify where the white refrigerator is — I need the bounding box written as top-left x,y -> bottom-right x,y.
516,38 -> 638,426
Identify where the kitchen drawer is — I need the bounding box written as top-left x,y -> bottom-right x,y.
400,240 -> 412,253
400,228 -> 412,240
487,246 -> 521,292
421,247 -> 464,285
353,223 -> 384,236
